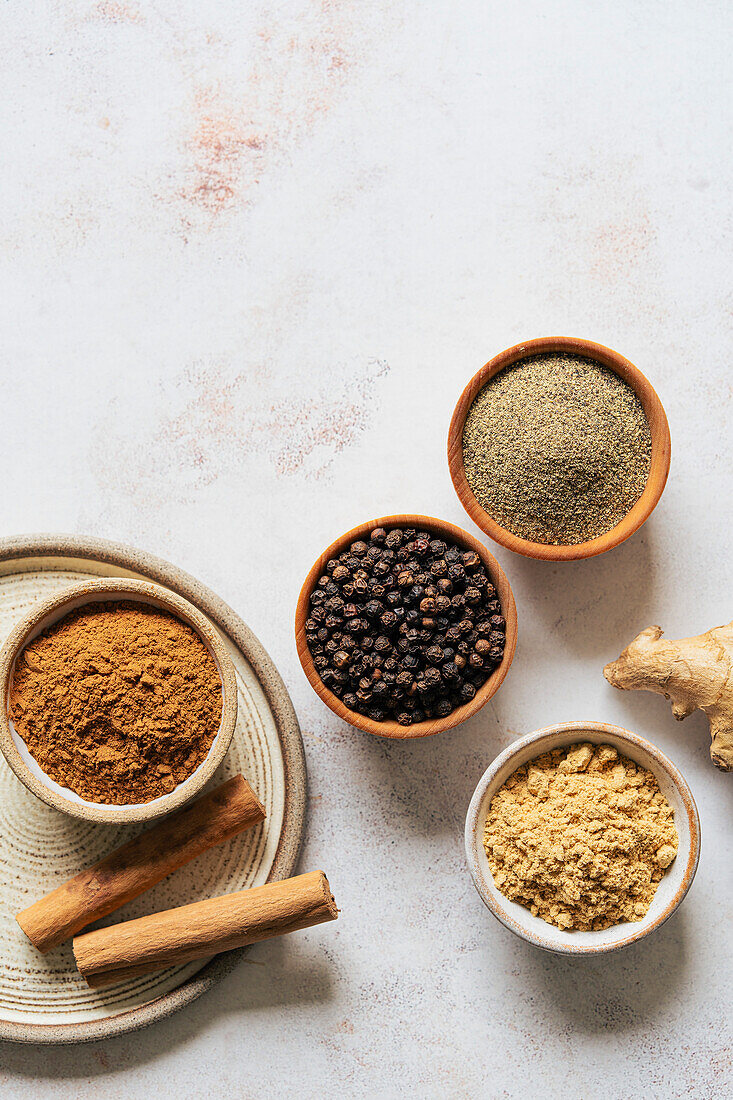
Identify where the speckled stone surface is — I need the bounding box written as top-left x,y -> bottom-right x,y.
0,0 -> 731,1096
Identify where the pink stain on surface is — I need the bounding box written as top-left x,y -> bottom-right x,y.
165,2 -> 355,228
90,358 -> 390,519
591,211 -> 656,279
89,1 -> 144,24
178,89 -> 268,216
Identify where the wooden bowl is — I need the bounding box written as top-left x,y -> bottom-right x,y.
465,721 -> 700,954
295,514 -> 517,739
0,578 -> 238,824
448,337 -> 671,561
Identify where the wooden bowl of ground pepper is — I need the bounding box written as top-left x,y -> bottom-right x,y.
448,337 -> 671,561
295,515 -> 517,738
0,578 -> 238,824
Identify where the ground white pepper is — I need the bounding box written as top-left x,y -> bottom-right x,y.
462,354 -> 652,545
483,742 -> 678,931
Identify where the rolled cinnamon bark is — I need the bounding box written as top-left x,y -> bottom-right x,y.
73,870 -> 338,988
17,774 -> 265,953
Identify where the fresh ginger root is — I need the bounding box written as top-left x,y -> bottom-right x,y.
604,623 -> 733,771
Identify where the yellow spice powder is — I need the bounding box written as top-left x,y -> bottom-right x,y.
483,742 -> 678,931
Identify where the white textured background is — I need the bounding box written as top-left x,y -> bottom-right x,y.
1,1 -> 731,1096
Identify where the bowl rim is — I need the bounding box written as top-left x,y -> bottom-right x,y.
294,513 -> 518,739
447,336 -> 672,561
0,577 -> 238,824
464,721 -> 701,955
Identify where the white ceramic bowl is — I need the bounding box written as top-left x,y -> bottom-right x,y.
0,578 -> 238,824
465,721 -> 700,954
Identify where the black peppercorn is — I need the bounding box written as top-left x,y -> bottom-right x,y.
423,667 -> 441,689
305,525 -> 504,724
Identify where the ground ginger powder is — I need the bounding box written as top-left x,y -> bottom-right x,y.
10,601 -> 222,805
483,742 -> 678,931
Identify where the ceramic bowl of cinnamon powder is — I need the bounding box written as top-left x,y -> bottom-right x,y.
465,722 -> 700,955
0,579 -> 238,823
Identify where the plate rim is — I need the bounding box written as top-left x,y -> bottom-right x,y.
0,533 -> 306,1045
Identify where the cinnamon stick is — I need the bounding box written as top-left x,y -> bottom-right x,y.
17,774 -> 265,953
73,870 -> 338,988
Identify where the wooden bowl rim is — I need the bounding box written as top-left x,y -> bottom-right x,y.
295,514 -> 517,739
447,336 -> 671,561
0,577 -> 238,823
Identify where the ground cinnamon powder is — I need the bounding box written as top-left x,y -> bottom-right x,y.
10,601 -> 222,805
484,742 -> 678,931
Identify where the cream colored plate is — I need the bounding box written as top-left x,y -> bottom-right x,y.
0,536 -> 305,1044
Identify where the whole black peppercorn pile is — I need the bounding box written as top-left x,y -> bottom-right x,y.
304,526 -> 506,725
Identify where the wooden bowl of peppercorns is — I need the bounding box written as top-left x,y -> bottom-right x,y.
295,515 -> 517,738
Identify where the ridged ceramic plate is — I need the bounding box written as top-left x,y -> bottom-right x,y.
0,535 -> 306,1045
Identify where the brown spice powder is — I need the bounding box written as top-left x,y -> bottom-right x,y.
483,742 -> 678,931
10,601 -> 222,805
